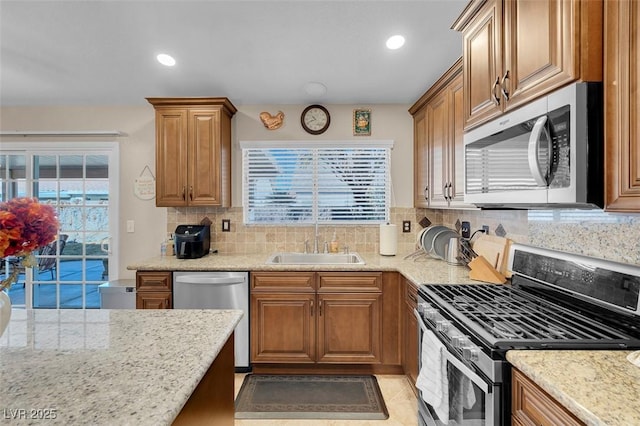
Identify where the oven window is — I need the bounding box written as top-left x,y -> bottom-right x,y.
423,359 -> 487,426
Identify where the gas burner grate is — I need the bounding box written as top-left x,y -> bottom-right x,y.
421,284 -> 637,348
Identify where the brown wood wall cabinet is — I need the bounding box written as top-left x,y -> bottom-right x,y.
605,0 -> 640,212
250,271 -> 402,374
136,271 -> 172,309
512,368 -> 585,426
410,58 -> 472,209
146,97 -> 237,207
452,0 -> 603,130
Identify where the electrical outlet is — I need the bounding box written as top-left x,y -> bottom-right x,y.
482,225 -> 490,234
461,221 -> 471,238
222,219 -> 231,232
402,220 -> 411,233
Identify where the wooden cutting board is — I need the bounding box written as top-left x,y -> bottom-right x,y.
472,235 -> 512,278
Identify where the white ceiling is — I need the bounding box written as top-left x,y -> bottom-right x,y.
0,0 -> 467,107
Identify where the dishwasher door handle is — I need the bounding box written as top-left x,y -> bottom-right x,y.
175,276 -> 245,285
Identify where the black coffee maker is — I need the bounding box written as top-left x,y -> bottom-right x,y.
174,225 -> 210,259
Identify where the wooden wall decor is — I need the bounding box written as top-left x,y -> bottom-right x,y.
259,111 -> 285,130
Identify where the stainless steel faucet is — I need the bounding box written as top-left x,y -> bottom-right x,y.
313,222 -> 319,253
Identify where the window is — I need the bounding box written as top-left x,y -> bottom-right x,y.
0,142 -> 118,309
242,140 -> 393,224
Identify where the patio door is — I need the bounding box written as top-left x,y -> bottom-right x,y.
0,142 -> 119,309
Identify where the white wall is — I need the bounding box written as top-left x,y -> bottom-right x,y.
231,105 -> 414,207
0,103 -> 414,278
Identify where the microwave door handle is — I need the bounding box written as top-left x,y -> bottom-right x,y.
414,310 -> 490,393
528,115 -> 549,186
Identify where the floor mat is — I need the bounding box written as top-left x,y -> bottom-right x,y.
234,374 -> 389,420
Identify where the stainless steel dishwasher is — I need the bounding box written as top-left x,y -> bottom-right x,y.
173,271 -> 249,371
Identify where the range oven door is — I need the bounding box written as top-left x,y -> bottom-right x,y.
414,310 -> 501,426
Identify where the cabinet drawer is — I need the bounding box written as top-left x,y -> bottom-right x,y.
251,272 -> 316,292
512,368 -> 584,426
404,279 -> 418,307
136,271 -> 172,292
317,272 -> 382,292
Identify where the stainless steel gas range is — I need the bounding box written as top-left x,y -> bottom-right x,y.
414,243 -> 640,426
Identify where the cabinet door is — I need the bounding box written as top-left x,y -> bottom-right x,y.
251,293 -> 315,363
402,279 -> 419,392
188,109 -> 222,206
316,293 -> 382,364
413,108 -> 430,208
512,368 -> 584,426
155,109 -> 188,206
428,90 -> 450,208
136,292 -> 172,309
448,74 -> 467,206
502,0 -> 577,112
605,0 -> 640,212
462,0 -> 503,129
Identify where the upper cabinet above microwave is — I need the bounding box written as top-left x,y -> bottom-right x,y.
452,0 -> 603,131
147,98 -> 237,207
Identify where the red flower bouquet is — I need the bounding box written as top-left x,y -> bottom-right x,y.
0,197 -> 60,290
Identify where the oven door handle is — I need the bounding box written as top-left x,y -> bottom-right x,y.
414,310 -> 490,393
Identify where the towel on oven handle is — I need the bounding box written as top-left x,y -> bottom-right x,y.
416,328 -> 449,423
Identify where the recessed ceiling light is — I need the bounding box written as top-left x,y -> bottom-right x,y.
304,81 -> 327,97
386,35 -> 405,50
157,53 -> 176,67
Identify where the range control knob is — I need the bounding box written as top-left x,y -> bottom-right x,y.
417,302 -> 429,314
436,319 -> 450,333
425,308 -> 438,321
451,335 -> 468,348
462,346 -> 479,362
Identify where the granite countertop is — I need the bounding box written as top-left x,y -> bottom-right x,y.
0,308 -> 243,425
126,251 -> 479,286
507,350 -> 640,426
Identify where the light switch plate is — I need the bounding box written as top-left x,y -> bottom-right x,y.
126,220 -> 135,233
222,219 -> 231,232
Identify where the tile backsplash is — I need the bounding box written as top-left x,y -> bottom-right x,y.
167,207 -> 640,265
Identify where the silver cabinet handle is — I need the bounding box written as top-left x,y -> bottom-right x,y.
492,76 -> 501,106
501,70 -> 510,101
424,185 -> 429,201
527,115 -> 550,187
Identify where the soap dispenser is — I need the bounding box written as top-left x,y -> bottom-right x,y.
330,231 -> 339,254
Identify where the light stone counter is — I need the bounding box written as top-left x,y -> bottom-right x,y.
507,350 -> 640,426
127,251 -> 479,286
0,308 -> 243,425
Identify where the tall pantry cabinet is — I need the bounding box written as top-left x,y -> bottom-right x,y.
605,0 -> 640,212
146,97 -> 237,207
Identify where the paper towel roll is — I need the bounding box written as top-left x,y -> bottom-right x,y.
379,223 -> 397,256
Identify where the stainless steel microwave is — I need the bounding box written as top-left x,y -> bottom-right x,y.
463,82 -> 603,209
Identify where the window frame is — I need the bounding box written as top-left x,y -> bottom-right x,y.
241,140 -> 393,225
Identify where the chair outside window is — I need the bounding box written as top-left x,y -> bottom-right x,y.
37,234 -> 68,280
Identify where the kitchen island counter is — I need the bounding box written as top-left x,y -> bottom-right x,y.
0,308 -> 243,425
507,350 -> 640,426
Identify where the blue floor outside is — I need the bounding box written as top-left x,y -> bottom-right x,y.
7,260 -> 107,309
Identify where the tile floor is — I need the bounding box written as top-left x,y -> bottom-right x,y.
234,374 -> 418,426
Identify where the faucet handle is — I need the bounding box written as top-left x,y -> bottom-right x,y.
323,241 -> 329,253
304,239 -> 310,254
343,245 -> 350,254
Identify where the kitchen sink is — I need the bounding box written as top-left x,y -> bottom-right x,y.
266,252 -> 365,265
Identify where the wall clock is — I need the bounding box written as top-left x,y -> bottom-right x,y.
300,104 -> 330,135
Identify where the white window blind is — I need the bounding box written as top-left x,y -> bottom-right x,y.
242,141 -> 392,224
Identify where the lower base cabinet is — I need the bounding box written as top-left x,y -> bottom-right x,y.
402,276 -> 419,394
251,271 -> 399,371
512,368 -> 585,426
136,271 -> 172,309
